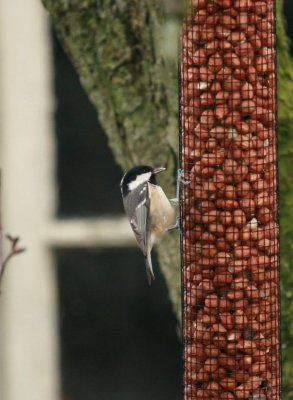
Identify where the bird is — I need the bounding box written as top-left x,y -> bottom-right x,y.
120,165 -> 179,285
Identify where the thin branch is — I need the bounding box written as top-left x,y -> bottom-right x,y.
0,235 -> 25,286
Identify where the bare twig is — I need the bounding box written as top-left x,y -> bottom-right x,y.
0,235 -> 25,286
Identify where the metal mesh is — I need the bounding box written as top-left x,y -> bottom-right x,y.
179,1 -> 281,399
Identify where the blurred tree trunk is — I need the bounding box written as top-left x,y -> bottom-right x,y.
41,0 -> 293,389
276,0 -> 293,392
41,0 -> 182,318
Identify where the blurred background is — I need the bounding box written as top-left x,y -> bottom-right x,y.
0,0 -> 292,400
0,1 -> 181,400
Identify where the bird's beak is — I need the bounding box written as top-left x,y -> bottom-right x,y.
153,167 -> 166,175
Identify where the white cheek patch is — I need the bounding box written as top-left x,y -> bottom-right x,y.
128,172 -> 152,191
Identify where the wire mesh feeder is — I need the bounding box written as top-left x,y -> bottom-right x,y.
179,0 -> 281,399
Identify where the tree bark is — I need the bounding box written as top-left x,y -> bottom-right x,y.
41,0 -> 182,317
276,0 -> 293,391
41,0 -> 293,385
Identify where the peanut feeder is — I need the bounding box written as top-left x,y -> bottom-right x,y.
180,1 -> 281,399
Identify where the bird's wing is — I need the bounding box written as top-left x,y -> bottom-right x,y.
129,184 -> 149,256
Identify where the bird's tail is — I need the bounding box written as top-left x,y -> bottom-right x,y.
145,251 -> 155,286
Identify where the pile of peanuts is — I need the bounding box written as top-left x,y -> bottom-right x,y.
180,0 -> 280,399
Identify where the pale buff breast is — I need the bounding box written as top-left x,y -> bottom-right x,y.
148,183 -> 175,243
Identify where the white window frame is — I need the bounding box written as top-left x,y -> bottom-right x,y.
0,1 -> 134,399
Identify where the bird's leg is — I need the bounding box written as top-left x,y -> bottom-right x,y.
167,216 -> 181,232
168,169 -> 190,232
169,168 -> 190,206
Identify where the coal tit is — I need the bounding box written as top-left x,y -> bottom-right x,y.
120,165 -> 178,285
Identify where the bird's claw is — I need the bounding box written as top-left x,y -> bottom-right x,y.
167,216 -> 181,232
176,169 -> 190,200
169,198 -> 179,207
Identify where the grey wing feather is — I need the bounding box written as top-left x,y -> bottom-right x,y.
129,185 -> 149,255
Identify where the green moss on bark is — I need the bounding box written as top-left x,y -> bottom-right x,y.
277,1 -> 293,394
41,0 -> 181,316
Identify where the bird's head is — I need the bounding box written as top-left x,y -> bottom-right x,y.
120,165 -> 166,197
